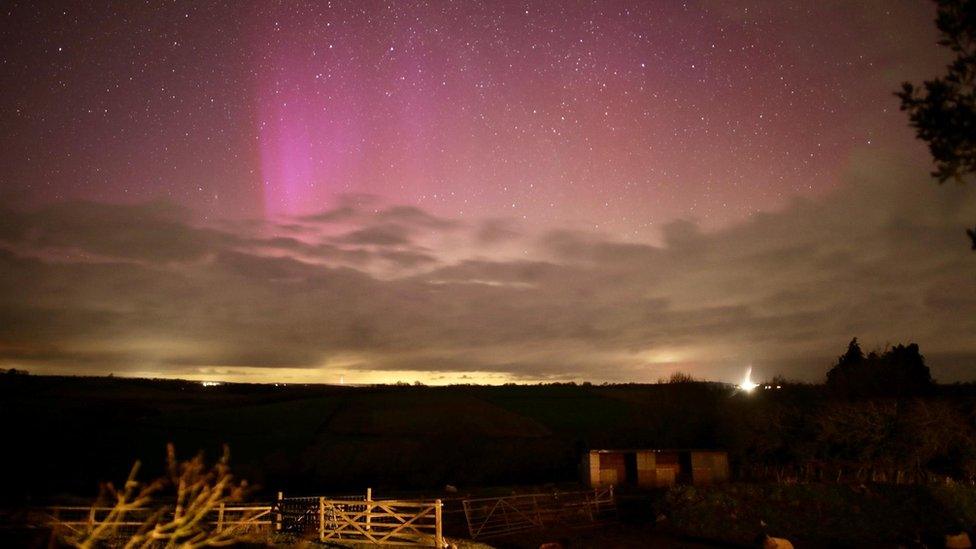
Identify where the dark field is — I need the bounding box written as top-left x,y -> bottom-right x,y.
0,375 -> 743,503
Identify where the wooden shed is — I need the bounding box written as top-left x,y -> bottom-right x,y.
581,449 -> 729,488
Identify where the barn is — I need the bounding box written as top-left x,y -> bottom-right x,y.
581,448 -> 729,488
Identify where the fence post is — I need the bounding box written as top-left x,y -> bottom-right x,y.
366,487 -> 372,533
318,497 -> 324,541
50,508 -> 61,547
435,499 -> 443,548
462,499 -> 476,540
276,491 -> 283,532
217,502 -> 225,533
532,494 -> 542,526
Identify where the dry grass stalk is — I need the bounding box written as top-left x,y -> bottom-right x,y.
68,443 -> 260,548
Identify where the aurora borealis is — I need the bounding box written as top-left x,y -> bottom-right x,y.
1,1 -> 974,384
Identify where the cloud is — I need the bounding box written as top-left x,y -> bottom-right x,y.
0,156 -> 974,383
476,218 -> 522,245
0,200 -> 236,263
376,206 -> 460,231
337,224 -> 415,246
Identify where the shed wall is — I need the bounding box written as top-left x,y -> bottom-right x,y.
583,449 -> 729,488
636,451 -> 656,488
598,452 -> 626,486
690,451 -> 729,484
586,451 -> 601,486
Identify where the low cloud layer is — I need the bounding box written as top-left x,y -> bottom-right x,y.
1,155 -> 974,384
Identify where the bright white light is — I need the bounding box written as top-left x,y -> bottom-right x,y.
738,367 -> 758,393
200,381 -> 221,387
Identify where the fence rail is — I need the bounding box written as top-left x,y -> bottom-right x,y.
40,489 -> 447,547
40,503 -> 272,538
318,497 -> 444,547
275,490 -> 446,548
462,487 -> 615,540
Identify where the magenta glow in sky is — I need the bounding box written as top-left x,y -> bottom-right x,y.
248,1 -> 934,230
2,1 -> 975,384
1,1 -> 947,235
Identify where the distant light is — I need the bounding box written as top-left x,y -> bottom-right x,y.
738,367 -> 758,393
200,381 -> 221,387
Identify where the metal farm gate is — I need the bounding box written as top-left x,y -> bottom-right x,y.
276,491 -> 446,547
461,487 -> 615,540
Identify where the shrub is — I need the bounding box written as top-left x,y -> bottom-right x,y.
665,483 -> 976,547
65,444 -> 259,549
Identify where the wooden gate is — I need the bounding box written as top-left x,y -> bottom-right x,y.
462,487 -> 615,540
317,497 -> 445,547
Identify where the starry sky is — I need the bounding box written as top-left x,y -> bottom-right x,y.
1,1 -> 974,384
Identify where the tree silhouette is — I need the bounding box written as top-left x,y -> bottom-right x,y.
896,0 -> 976,249
883,343 -> 934,391
825,338 -> 865,393
826,338 -> 933,397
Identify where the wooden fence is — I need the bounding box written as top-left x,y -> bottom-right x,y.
461,487 -> 615,540
276,490 -> 446,547
41,503 -> 272,538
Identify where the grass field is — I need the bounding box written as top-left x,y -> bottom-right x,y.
0,376 -> 734,502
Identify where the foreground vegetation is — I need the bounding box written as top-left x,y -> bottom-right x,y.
665,482 -> 976,547
64,444 -> 259,548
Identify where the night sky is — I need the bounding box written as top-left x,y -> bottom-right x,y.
1,1 -> 974,384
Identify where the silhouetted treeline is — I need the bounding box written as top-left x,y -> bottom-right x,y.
826,338 -> 933,398
719,339 -> 974,483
